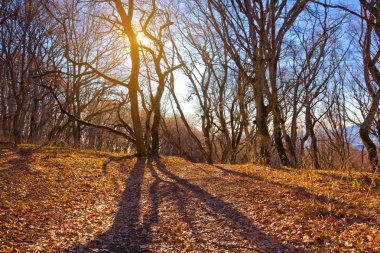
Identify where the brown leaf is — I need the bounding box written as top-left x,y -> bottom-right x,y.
375,234 -> 380,243
5,247 -> 14,253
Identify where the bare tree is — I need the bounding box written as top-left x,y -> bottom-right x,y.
191,0 -> 308,166
0,0 -> 56,145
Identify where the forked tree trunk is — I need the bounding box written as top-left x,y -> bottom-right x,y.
301,101 -> 320,169
114,0 -> 146,156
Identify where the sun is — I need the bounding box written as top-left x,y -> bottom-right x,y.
136,32 -> 151,46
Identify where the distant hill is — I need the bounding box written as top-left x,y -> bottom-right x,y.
345,125 -> 364,149
345,124 -> 379,149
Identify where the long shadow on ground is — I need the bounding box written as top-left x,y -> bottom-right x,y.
64,158 -> 302,253
213,165 -> 377,224
153,159 -> 301,252
213,165 -> 340,205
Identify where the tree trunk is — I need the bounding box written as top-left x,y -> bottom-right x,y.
273,106 -> 291,166
238,81 -> 252,163
254,94 -> 271,165
359,91 -> 380,173
151,102 -> 161,157
302,104 -> 320,169
129,87 -> 146,156
0,81 -> 8,136
13,107 -> 22,145
72,121 -> 81,147
28,97 -> 40,142
114,0 -> 146,156
202,114 -> 213,164
309,124 -> 320,169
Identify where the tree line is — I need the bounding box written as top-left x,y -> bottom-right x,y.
1,0 -> 380,172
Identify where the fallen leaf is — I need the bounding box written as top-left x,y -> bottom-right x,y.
375,234 -> 380,243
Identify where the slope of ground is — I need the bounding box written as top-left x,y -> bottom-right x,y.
0,144 -> 380,252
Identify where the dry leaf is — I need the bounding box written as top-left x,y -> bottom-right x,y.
375,234 -> 380,243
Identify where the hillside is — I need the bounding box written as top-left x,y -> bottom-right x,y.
0,145 -> 380,252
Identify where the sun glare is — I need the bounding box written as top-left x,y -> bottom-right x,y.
136,32 -> 151,45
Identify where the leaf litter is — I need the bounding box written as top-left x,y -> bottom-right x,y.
0,144 -> 379,252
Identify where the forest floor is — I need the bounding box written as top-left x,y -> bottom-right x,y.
1,144 -> 380,252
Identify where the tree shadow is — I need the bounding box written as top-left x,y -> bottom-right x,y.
318,171 -> 380,191
4,147 -> 35,173
102,154 -> 137,174
152,161 -> 203,245
153,159 -> 301,252
65,157 -> 152,252
64,158 -> 302,252
213,165 -> 340,205
213,165 -> 377,224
